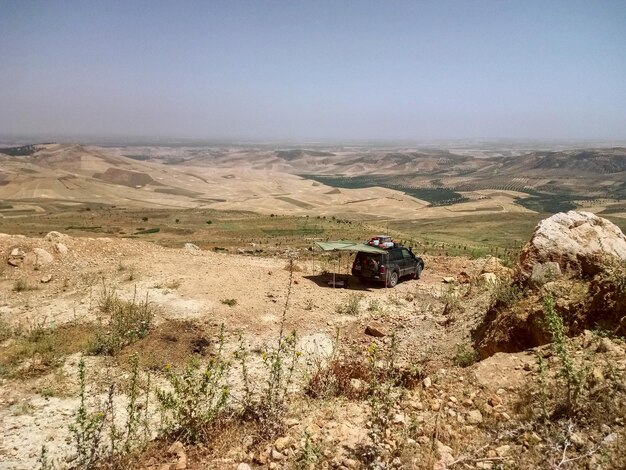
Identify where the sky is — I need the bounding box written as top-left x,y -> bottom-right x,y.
1,0 -> 625,142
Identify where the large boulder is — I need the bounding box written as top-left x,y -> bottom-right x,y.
518,211 -> 626,280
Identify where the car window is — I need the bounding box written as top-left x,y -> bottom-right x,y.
389,249 -> 403,261
402,249 -> 413,259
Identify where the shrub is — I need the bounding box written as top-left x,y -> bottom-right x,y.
13,278 -> 36,292
155,327 -> 230,443
0,315 -> 12,342
69,356 -> 150,468
543,293 -> 585,411
453,343 -> 479,367
335,294 -> 363,315
490,277 -> 523,308
89,288 -> 155,355
220,298 -> 237,307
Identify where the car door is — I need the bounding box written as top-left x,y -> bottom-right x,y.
390,249 -> 406,276
401,248 -> 416,276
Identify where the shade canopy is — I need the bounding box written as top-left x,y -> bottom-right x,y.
315,240 -> 387,254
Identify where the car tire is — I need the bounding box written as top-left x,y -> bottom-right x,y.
415,265 -> 422,280
387,270 -> 399,288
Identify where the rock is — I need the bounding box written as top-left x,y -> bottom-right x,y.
343,458 -> 358,468
518,211 -> 626,280
31,248 -> 54,268
393,413 -> 406,424
479,272 -> 498,284
184,243 -> 200,252
466,410 -> 483,425
40,274 -> 52,283
481,256 -> 513,276
423,377 -> 432,388
274,436 -> 293,452
44,231 -> 67,240
237,464 -> 252,470
365,324 -> 386,338
168,441 -> 184,455
55,243 -> 68,256
495,444 -> 510,457
457,271 -> 471,284
597,337 -> 617,353
529,261 -> 562,286
570,432 -> 586,449
270,449 -> 285,461
442,276 -> 456,283
488,395 -> 502,407
350,378 -> 365,394
8,248 -> 25,266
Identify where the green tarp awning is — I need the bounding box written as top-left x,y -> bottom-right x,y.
315,240 -> 387,254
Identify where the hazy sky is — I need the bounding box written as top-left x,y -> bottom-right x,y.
1,0 -> 625,141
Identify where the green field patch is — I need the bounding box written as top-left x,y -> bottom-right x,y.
135,227 -> 160,235
262,227 -> 324,236
276,196 -> 315,209
65,225 -> 103,231
154,187 -> 204,198
304,175 -> 468,206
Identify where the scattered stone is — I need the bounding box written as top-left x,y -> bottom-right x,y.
597,337 -> 617,353
488,395 -> 502,406
270,449 -> 285,461
466,410 -> 483,425
479,272 -> 497,284
495,445 -> 510,457
184,243 -> 200,252
365,324 -> 386,338
442,276 -> 456,283
457,271 -> 471,284
274,436 -> 293,452
8,248 -> 25,266
237,464 -> 252,470
55,242 -> 68,256
570,432 -> 586,449
423,377 -> 432,388
40,274 -> 52,283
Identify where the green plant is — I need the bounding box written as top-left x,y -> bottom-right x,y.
0,315 -> 12,342
361,338 -> 400,468
295,429 -> 322,469
490,278 -> 523,308
453,343 -> 479,367
155,327 -> 230,443
37,445 -> 54,470
543,293 -> 585,411
220,298 -> 237,307
69,359 -> 114,468
89,288 -> 155,355
367,299 -> 382,314
335,294 -> 363,315
237,258 -> 300,437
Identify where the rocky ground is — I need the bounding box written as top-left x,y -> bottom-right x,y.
0,211 -> 625,469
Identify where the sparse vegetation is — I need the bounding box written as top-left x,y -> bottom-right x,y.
156,328 -> 230,443
89,288 -> 155,355
220,298 -> 237,307
453,343 -> 479,367
335,293 -> 363,315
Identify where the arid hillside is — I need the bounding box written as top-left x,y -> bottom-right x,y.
1,210 -> 626,469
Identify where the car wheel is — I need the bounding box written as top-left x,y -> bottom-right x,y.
387,271 -> 399,288
415,265 -> 422,280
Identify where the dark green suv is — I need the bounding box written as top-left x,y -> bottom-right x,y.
351,247 -> 424,287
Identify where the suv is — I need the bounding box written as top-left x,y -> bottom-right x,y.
352,247 -> 425,288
